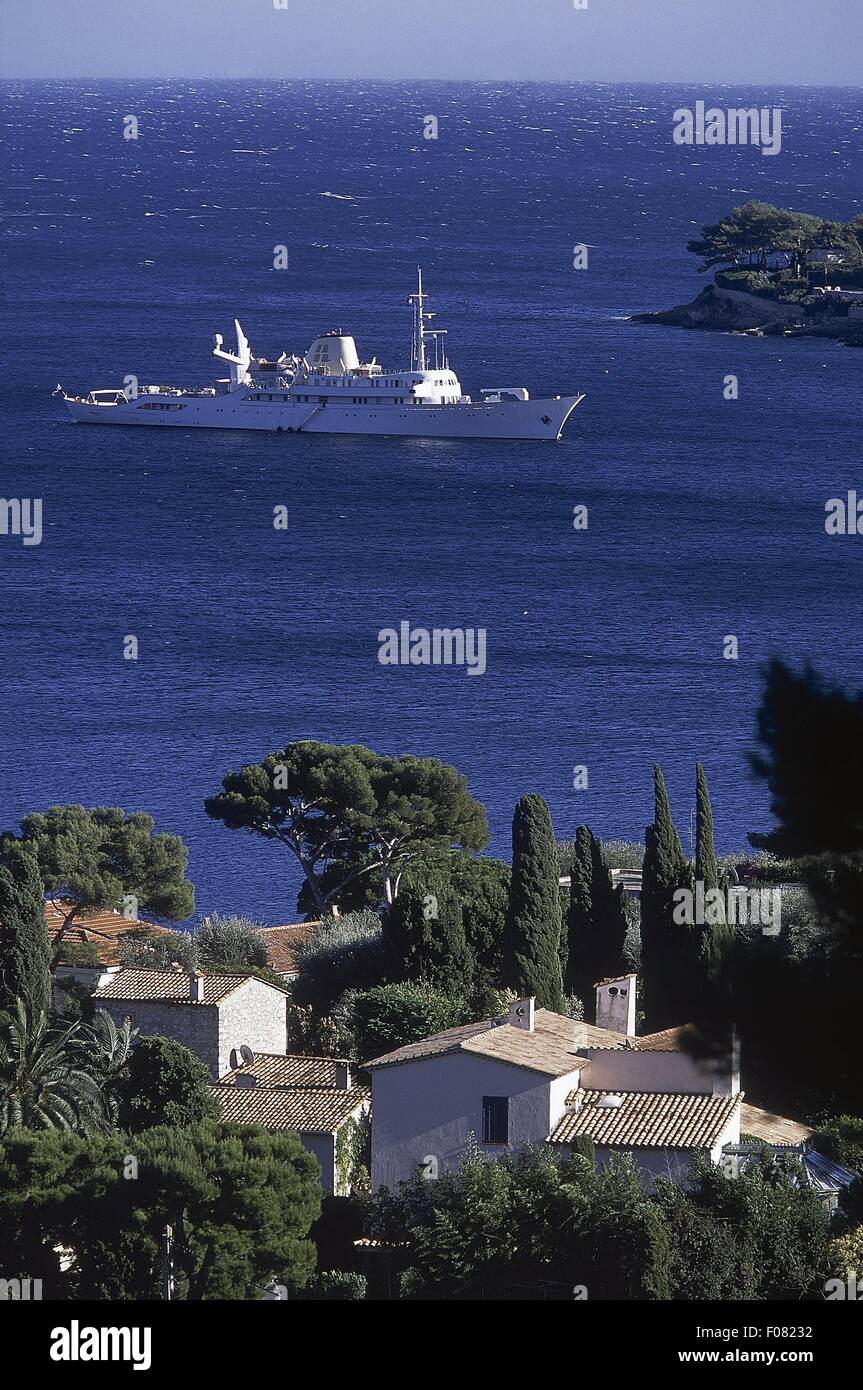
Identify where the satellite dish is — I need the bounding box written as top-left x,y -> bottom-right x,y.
240,1044 -> 255,1065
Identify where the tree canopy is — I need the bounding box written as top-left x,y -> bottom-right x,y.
205,741 -> 489,912
0,1121 -> 321,1299
117,1035 -> 220,1134
337,981 -> 468,1064
0,805 -> 195,963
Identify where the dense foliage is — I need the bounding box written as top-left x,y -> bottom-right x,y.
369,1145 -> 830,1300
0,1122 -> 322,1299
116,1035 -> 219,1133
335,981 -> 470,1063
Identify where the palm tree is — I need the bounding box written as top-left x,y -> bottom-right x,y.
78,1010 -> 136,1127
0,1000 -> 113,1135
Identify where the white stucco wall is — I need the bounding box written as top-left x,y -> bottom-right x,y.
584,1047 -> 737,1096
371,1053 -> 582,1190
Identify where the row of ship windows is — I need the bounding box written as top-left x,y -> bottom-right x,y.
137,402 -> 186,410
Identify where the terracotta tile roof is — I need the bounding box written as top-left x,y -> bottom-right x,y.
548,1089 -> 742,1150
635,1024 -> 702,1052
219,1053 -> 344,1089
93,968 -> 259,1006
740,1102 -> 813,1146
256,922 -> 320,975
366,1009 -> 627,1076
212,1083 -> 368,1134
44,900 -> 173,967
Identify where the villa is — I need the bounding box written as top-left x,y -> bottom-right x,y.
366,974 -> 809,1192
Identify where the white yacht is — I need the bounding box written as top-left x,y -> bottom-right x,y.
56,271 -> 584,441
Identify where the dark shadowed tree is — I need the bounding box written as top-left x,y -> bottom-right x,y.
750,659 -> 863,857
640,767 -> 692,1028
384,851 -> 510,1006
116,1036 -> 220,1134
749,659 -> 863,954
567,827 -> 627,1012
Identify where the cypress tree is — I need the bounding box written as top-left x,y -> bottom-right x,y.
694,763 -> 735,996
0,853 -> 51,1019
568,826 -> 628,1014
566,826 -> 594,995
384,856 -> 474,998
640,766 -> 691,1028
695,763 -> 720,895
589,834 -> 629,989
505,795 -> 565,1012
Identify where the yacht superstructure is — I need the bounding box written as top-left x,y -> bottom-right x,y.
56,271 -> 585,441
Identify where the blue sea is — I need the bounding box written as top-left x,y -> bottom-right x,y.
2,81 -> 861,921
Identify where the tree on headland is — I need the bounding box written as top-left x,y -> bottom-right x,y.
687,201 -> 863,277
0,806 -> 195,967
504,795 -> 565,1012
0,853 -> 51,1018
205,741 -> 489,913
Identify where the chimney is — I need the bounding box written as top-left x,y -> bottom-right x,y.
595,973 -> 637,1036
188,970 -> 205,1003
335,1061 -> 352,1090
505,997 -> 535,1031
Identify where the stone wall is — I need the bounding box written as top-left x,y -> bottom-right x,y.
96,998 -> 221,1075
217,978 -> 287,1077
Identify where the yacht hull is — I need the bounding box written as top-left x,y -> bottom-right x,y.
63,392 -> 585,441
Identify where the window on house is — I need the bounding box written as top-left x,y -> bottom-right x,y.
482,1096 -> 509,1144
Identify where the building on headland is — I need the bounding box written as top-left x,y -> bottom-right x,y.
364,974 -> 806,1193
212,1053 -> 370,1196
92,967 -> 289,1079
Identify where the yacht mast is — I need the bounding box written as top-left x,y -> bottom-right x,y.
407,267 -> 428,372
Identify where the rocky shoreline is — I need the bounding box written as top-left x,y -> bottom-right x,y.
633,283 -> 863,345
